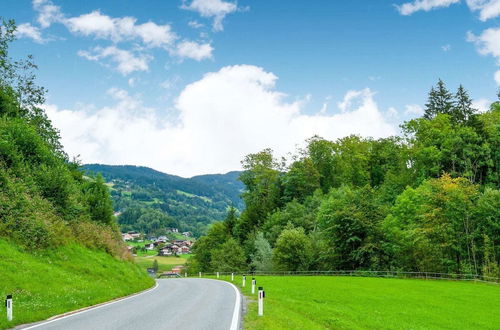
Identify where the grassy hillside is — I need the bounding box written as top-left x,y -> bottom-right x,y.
0,239 -> 154,329
218,275 -> 500,329
83,164 -> 244,236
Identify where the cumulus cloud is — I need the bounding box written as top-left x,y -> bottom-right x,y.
33,0 -> 64,28
15,23 -> 46,43
65,11 -> 177,47
182,0 -> 238,31
172,41 -> 214,61
16,0 -> 215,72
466,0 -> 500,21
46,65 -> 396,177
78,46 -> 151,75
396,0 -> 500,20
396,0 -> 460,15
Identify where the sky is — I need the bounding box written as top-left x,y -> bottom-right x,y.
2,0 -> 499,177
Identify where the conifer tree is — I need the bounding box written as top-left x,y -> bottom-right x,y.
424,79 -> 454,119
454,85 -> 476,123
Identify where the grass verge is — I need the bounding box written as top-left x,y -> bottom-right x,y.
0,239 -> 154,329
214,274 -> 500,329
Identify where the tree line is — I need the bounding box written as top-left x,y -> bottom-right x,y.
191,79 -> 499,277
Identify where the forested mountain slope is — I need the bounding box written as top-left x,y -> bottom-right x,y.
83,164 -> 244,236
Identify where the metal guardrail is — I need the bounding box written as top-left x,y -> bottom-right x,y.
198,270 -> 500,284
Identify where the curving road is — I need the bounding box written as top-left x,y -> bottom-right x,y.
22,279 -> 241,330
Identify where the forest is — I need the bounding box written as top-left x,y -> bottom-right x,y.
192,80 -> 500,278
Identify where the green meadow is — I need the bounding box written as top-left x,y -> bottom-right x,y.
0,239 -> 154,329
134,255 -> 189,273
217,275 -> 500,329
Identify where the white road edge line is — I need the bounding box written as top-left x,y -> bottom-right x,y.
22,281 -> 160,329
227,280 -> 242,330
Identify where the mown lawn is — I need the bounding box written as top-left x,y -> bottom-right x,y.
0,239 -> 154,329
216,275 -> 500,329
134,255 -> 188,273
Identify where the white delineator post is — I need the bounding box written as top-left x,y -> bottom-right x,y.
185,272 -> 187,277
231,273 -> 234,281
199,272 -> 202,278
6,295 -> 12,321
217,272 -> 220,279
242,274 -> 246,287
251,278 -> 256,294
258,287 -> 264,316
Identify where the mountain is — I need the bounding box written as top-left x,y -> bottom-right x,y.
82,164 -> 244,236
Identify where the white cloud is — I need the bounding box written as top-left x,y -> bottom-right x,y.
78,46 -> 151,75
396,0 -> 460,15
396,0 -> 500,20
472,98 -> 491,112
173,41 -> 214,61
495,70 -> 500,85
467,28 -> 500,62
404,104 -> 424,116
466,0 -> 500,21
15,23 -> 46,43
182,0 -> 238,31
46,65 -> 396,177
33,0 -> 64,28
65,11 -> 177,47
387,107 -> 399,118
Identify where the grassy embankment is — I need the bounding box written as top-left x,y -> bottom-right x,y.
215,275 -> 500,329
0,239 -> 154,329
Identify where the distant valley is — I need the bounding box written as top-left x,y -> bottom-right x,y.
83,164 -> 244,236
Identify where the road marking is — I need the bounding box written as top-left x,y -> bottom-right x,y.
22,282 -> 160,329
227,280 -> 241,330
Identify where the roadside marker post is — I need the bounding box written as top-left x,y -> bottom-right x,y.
217,272 -> 220,279
258,287 -> 265,316
199,272 -> 202,278
251,278 -> 256,294
231,273 -> 234,281
184,272 -> 187,277
6,295 -> 12,321
242,275 -> 246,287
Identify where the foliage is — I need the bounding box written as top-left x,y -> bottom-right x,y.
192,79 -> 499,275
273,227 -> 312,271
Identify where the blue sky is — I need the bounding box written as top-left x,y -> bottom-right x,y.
2,0 -> 500,176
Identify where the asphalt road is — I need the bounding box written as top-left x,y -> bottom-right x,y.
23,278 -> 241,330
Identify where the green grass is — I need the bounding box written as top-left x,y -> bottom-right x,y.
134,255 -> 188,273
0,239 -> 154,329
215,275 -> 500,329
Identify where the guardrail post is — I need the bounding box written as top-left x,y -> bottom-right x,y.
242,274 -> 246,287
251,278 -> 256,294
258,287 -> 264,316
6,295 -> 12,321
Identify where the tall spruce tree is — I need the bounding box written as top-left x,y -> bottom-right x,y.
424,79 -> 454,119
454,85 -> 476,123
